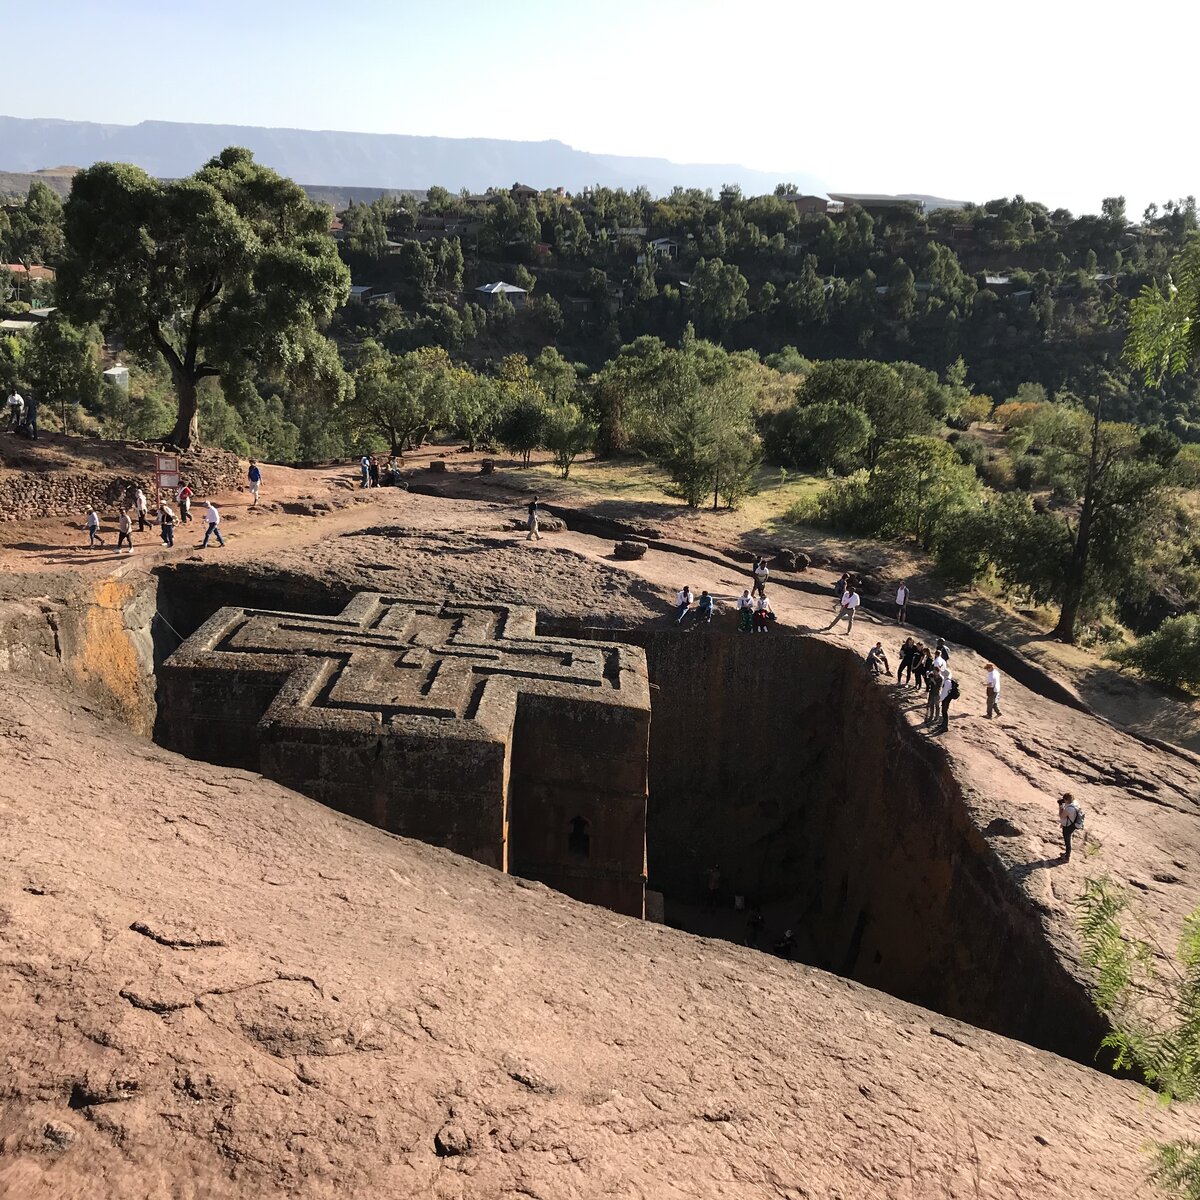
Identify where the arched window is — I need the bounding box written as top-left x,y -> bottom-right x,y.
568,816 -> 591,858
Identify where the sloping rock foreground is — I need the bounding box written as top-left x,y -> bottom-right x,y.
0,678 -> 1193,1199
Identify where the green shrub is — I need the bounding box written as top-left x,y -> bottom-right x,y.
1110,614 -> 1200,692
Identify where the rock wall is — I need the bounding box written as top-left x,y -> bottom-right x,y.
571,627 -> 1108,1063
0,448 -> 242,522
0,574 -> 158,734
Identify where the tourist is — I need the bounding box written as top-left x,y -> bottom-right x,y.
752,556 -> 770,598
23,393 -> 37,439
985,662 -> 1002,719
369,457 -> 380,489
924,663 -> 942,724
201,501 -> 225,548
896,580 -> 909,625
248,458 -> 263,506
674,585 -> 694,625
1058,792 -> 1083,862
159,502 -> 176,548
133,486 -> 148,532
177,482 -> 193,524
736,588 -> 755,633
773,929 -> 797,960
360,454 -> 371,488
937,667 -> 958,734
745,906 -> 765,948
6,389 -> 24,431
753,592 -> 774,633
827,586 -> 859,634
932,643 -> 948,675
834,572 -> 850,605
116,507 -> 133,554
912,645 -> 932,690
526,495 -> 543,541
897,637 -> 916,685
866,641 -> 890,676
935,638 -> 950,664
85,507 -> 104,549
696,590 -> 715,624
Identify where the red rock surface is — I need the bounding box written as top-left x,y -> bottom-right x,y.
1,677 -> 1196,1200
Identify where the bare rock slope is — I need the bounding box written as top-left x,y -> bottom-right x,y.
0,677 -> 1194,1200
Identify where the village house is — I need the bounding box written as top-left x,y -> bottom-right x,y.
828,193 -> 926,217
475,281 -> 527,310
782,194 -> 831,216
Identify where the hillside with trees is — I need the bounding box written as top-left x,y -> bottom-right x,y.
3,152 -> 1200,661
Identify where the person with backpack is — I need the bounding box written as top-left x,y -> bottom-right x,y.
133,487 -> 148,532
116,507 -> 134,554
938,667 -> 959,733
247,459 -> 263,506
751,556 -> 770,598
177,482 -> 193,524
925,663 -> 942,724
1058,792 -> 1084,862
158,502 -> 176,548
833,572 -> 850,606
85,507 -> 105,549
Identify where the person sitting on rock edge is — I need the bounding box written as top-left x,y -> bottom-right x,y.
736,589 -> 755,632
696,590 -> 715,624
753,592 -> 773,633
866,641 -> 890,676
674,586 -> 694,625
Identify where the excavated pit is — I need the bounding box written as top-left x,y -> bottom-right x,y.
145,563 -> 1107,1064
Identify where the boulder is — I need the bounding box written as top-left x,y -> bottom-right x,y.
614,541 -> 647,561
428,460 -> 447,474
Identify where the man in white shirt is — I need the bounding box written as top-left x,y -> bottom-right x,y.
984,663 -> 1002,719
895,581 -> 909,625
133,487 -> 148,532
201,501 -> 225,548
826,587 -> 860,634
6,390 -> 24,430
752,557 -> 770,598
674,586 -> 693,625
938,667 -> 956,733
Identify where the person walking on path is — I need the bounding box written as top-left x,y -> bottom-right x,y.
1058,793 -> 1083,861
674,586 -> 694,625
525,496 -> 543,541
85,507 -> 105,549
937,667 -> 958,734
360,454 -> 371,488
177,483 -> 193,524
159,502 -> 176,548
133,487 -> 148,532
247,459 -> 263,506
201,501 -> 225,548
752,556 -> 770,598
6,390 -> 24,431
826,586 -> 860,633
736,589 -> 755,633
753,593 -> 774,633
985,663 -> 1002,719
116,508 -> 133,554
22,394 -> 38,439
696,590 -> 715,624
895,581 -> 909,625
866,641 -> 890,676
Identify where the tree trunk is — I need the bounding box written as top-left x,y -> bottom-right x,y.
168,374 -> 200,449
1052,402 -> 1102,644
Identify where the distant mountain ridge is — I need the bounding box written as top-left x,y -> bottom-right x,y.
0,115 -> 826,198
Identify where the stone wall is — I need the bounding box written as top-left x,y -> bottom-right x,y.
0,448 -> 242,522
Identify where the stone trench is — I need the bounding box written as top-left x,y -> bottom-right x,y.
2,559 -> 1106,1067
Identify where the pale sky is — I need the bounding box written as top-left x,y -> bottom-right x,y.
4,0 -> 1196,215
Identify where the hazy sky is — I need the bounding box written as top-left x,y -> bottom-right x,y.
5,0 -> 1195,215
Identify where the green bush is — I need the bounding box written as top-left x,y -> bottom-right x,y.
1110,614 -> 1200,692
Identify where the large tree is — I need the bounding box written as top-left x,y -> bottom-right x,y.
57,147 -> 350,448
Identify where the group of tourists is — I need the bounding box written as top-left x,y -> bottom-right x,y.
83,484 -> 224,552
359,454 -> 405,489
5,389 -> 38,439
